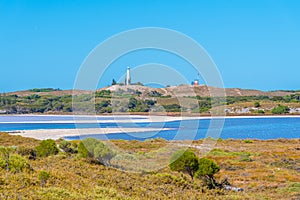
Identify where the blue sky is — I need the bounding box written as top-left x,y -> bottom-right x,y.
0,0 -> 300,92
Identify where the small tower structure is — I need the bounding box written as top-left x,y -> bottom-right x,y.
125,67 -> 131,85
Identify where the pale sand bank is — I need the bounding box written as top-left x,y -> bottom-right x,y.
9,127 -> 172,140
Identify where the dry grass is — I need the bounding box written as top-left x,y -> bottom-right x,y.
0,133 -> 299,199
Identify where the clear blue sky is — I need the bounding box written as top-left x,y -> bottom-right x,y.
0,0 -> 300,92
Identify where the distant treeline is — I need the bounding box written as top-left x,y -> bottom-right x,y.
270,89 -> 300,93
199,94 -> 300,105
29,88 -> 62,92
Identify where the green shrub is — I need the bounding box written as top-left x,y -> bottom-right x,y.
78,138 -> 99,158
196,158 -> 220,177
17,146 -> 37,160
78,138 -> 116,165
36,139 -> 59,157
59,140 -> 75,154
163,104 -> 181,112
8,154 -> 31,173
169,149 -> 199,180
195,158 -> 220,189
148,91 -> 162,97
0,151 -> 31,173
287,182 -> 300,192
258,109 -> 265,114
128,97 -> 151,112
0,158 -> 6,169
198,101 -> 212,113
272,105 -> 290,114
38,171 -> 50,187
254,101 -> 260,108
243,139 -> 253,144
239,154 -> 252,162
95,90 -> 111,99
94,143 -> 116,166
0,146 -> 16,171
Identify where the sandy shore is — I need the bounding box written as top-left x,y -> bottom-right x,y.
9,127 -> 172,140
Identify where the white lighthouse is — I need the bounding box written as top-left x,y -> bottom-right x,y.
125,67 -> 131,85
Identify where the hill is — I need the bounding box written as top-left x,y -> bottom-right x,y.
100,85 -> 293,97
6,85 -> 295,98
0,86 -> 299,115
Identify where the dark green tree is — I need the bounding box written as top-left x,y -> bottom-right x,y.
254,101 -> 260,108
195,158 -> 220,189
169,149 -> 199,181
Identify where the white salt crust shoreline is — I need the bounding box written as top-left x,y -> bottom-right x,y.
8,127 -> 173,140
0,114 -> 299,124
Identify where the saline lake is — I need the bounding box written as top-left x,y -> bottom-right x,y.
0,115 -> 299,141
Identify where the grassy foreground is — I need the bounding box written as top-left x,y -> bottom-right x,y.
0,132 -> 299,200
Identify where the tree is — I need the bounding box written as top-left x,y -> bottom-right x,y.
148,91 -> 162,97
128,97 -> 138,110
272,104 -> 290,114
95,100 -> 112,113
127,97 -> 150,112
195,158 -> 220,189
112,79 -> 117,85
254,101 -> 260,108
169,149 -> 199,181
36,139 -> 59,157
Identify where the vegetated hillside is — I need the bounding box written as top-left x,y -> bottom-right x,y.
0,86 -> 299,115
7,85 -> 293,98
101,84 -> 294,97
0,132 -> 299,199
7,89 -> 92,97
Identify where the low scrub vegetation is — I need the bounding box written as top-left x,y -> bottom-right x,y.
35,139 -> 59,157
272,104 -> 290,114
0,88 -> 299,115
0,132 -> 299,199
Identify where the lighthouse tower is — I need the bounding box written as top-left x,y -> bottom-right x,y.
125,67 -> 131,85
